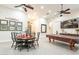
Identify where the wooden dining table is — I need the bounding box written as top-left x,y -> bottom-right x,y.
16,33 -> 35,41
16,33 -> 35,51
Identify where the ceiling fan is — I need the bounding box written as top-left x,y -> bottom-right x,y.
58,4 -> 71,17
14,4 -> 34,12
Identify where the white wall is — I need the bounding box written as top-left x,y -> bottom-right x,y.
49,11 -> 79,34
0,5 -> 28,42
31,18 -> 47,33
0,5 -> 48,42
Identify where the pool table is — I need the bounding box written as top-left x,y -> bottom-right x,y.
46,34 -> 79,50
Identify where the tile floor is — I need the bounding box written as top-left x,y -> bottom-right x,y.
0,33 -> 79,55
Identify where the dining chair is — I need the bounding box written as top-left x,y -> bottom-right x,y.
11,32 -> 24,51
34,32 -> 40,46
25,39 -> 35,51
11,32 -> 16,48
25,34 -> 36,51
31,32 -> 36,37
30,32 -> 36,48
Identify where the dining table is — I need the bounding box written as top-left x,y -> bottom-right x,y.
16,33 -> 35,51
16,33 -> 35,41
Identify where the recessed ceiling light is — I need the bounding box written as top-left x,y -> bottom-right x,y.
48,10 -> 51,13
40,6 -> 44,9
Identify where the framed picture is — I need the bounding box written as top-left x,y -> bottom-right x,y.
17,22 -> 22,26
0,20 -> 8,31
61,18 -> 78,28
0,25 -> 8,31
9,21 -> 16,26
9,26 -> 16,31
0,20 -> 8,25
9,21 -> 16,31
16,22 -> 22,31
16,26 -> 22,31
41,24 -> 47,33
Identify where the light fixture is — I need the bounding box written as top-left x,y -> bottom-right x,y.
48,10 -> 51,13
40,6 -> 44,9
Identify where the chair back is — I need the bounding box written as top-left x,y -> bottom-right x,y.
25,28 -> 31,35
31,32 -> 36,37
36,32 -> 40,41
11,32 -> 17,42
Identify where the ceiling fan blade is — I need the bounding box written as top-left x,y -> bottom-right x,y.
64,8 -> 70,11
23,4 -> 34,10
15,4 -> 23,7
15,4 -> 34,10
60,10 -> 65,14
64,12 -> 71,14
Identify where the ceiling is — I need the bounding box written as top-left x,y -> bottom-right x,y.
0,4 -> 79,19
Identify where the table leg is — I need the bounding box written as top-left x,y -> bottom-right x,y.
69,43 -> 75,50
69,43 -> 73,50
49,38 -> 51,42
72,43 -> 75,49
53,39 -> 54,42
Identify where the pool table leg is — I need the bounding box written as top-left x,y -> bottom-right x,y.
49,38 -> 51,42
69,43 -> 75,50
69,43 -> 73,50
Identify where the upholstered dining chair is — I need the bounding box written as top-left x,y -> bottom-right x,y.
11,32 -> 24,50
24,33 -> 36,51
34,32 -> 40,46
31,32 -> 36,37
11,32 -> 16,48
25,39 -> 35,51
